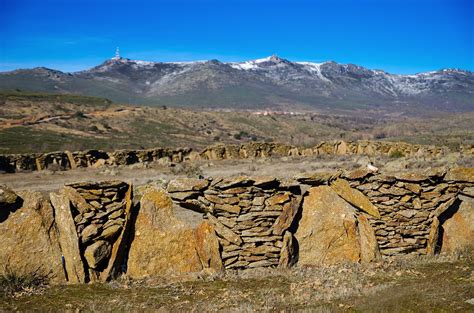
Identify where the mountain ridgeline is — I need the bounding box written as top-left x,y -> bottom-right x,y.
1,55 -> 473,115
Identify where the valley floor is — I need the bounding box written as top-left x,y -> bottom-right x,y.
1,253 -> 473,312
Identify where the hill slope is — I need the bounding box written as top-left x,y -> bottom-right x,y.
1,92 -> 473,154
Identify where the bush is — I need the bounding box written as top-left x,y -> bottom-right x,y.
170,163 -> 203,177
389,150 -> 405,158
73,111 -> 86,119
0,268 -> 49,297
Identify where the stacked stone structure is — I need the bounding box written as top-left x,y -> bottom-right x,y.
2,140 -> 469,173
1,167 -> 473,284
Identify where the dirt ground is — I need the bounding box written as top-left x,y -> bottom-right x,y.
1,153 -> 473,194
1,253 -> 473,312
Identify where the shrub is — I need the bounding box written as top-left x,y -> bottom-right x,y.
170,163 -> 203,177
73,111 -> 86,119
0,267 -> 49,297
389,150 -> 405,158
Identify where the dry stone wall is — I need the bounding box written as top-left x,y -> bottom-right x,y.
1,167 -> 473,284
2,140 -> 470,173
166,176 -> 301,269
49,181 -> 132,283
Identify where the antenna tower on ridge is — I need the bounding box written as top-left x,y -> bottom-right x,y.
113,47 -> 120,60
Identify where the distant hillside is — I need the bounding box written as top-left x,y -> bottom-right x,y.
1,56 -> 473,116
0,92 -> 473,154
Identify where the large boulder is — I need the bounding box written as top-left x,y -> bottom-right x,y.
294,186 -> 361,265
0,191 -> 66,283
126,187 -> 206,279
439,195 -> 474,253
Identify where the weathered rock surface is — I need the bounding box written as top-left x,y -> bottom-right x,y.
357,215 -> 381,263
195,221 -> 223,272
0,184 -> 20,208
1,191 -> 65,283
330,179 -> 380,218
294,186 -> 361,265
127,187 -> 203,278
50,192 -> 86,283
0,184 -> 22,222
440,196 -> 474,253
445,167 -> 474,182
167,178 -> 210,193
278,231 -> 295,268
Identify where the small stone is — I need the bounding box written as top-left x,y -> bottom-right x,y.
89,200 -> 102,210
103,218 -> 124,230
204,194 -> 225,205
81,224 -> 101,244
217,216 -> 237,228
379,186 -> 411,196
169,191 -> 200,201
84,240 -> 111,269
265,193 -> 291,206
105,200 -> 125,213
252,197 -> 265,206
405,183 -> 421,194
226,260 -> 248,269
167,178 -> 209,192
207,214 -> 242,245
108,209 -> 124,219
215,176 -> 254,189
222,197 -> 239,205
98,224 -> 123,241
400,195 -> 411,203
214,203 -> 241,214
81,193 -> 101,201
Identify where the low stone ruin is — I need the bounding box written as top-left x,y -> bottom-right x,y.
2,140 -> 471,173
1,167 -> 473,284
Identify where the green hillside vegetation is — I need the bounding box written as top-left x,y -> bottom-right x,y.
0,92 -> 473,154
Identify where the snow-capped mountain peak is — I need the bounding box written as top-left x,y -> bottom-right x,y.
1,55 -> 472,114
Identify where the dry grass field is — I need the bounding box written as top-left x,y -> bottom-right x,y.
1,92 -> 473,154
1,252 -> 473,312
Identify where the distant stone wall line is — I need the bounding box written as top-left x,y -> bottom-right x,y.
2,140 -> 472,173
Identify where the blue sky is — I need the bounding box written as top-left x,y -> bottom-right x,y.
0,0 -> 472,74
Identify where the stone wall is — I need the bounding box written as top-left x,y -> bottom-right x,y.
166,176 -> 301,269
49,181 -> 133,283
2,140 -> 470,173
1,167 -> 473,283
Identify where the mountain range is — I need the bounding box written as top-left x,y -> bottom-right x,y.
1,55 -> 473,115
